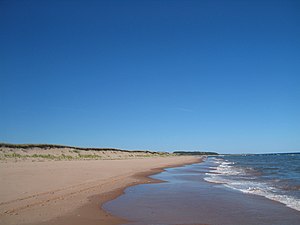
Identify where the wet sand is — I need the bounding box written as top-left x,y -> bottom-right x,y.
105,159 -> 300,225
0,156 -> 200,225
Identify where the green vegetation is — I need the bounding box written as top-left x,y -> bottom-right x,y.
174,151 -> 218,156
72,150 -> 80,154
0,143 -> 122,151
61,154 -> 74,160
78,154 -> 102,159
0,143 -> 174,161
2,153 -> 75,160
4,153 -> 22,158
1,153 -> 107,160
0,143 -> 162,154
32,154 -> 56,159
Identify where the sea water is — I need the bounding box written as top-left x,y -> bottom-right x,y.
104,155 -> 300,225
205,153 -> 300,211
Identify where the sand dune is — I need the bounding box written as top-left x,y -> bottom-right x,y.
0,143 -> 168,162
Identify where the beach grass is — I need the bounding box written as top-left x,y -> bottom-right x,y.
0,143 -> 173,161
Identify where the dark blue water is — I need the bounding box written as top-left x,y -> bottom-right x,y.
205,153 -> 300,211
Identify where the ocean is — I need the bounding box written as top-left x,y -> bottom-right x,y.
205,153 -> 300,211
104,154 -> 300,225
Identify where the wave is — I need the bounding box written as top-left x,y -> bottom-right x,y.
204,158 -> 300,212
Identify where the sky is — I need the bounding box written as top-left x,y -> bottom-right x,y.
0,0 -> 299,154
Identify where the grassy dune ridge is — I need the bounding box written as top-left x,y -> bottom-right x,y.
0,143 -> 171,161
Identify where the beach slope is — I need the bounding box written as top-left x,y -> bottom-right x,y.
0,156 -> 200,225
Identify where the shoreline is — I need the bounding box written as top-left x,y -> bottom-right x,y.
39,157 -> 202,225
0,156 -> 201,225
104,158 -> 300,225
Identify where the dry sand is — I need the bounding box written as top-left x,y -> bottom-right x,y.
0,156 -> 200,225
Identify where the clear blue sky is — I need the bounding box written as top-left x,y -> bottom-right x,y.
1,0 -> 299,154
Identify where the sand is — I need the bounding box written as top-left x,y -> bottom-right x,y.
0,156 -> 200,225
0,145 -> 169,162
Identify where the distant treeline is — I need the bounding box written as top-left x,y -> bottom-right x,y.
0,143 -> 163,154
174,151 -> 218,155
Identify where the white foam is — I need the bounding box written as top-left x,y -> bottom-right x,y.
210,161 -> 245,176
203,176 -> 227,184
241,186 -> 300,212
204,158 -> 300,212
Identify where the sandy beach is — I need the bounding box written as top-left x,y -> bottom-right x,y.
0,156 -> 200,225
